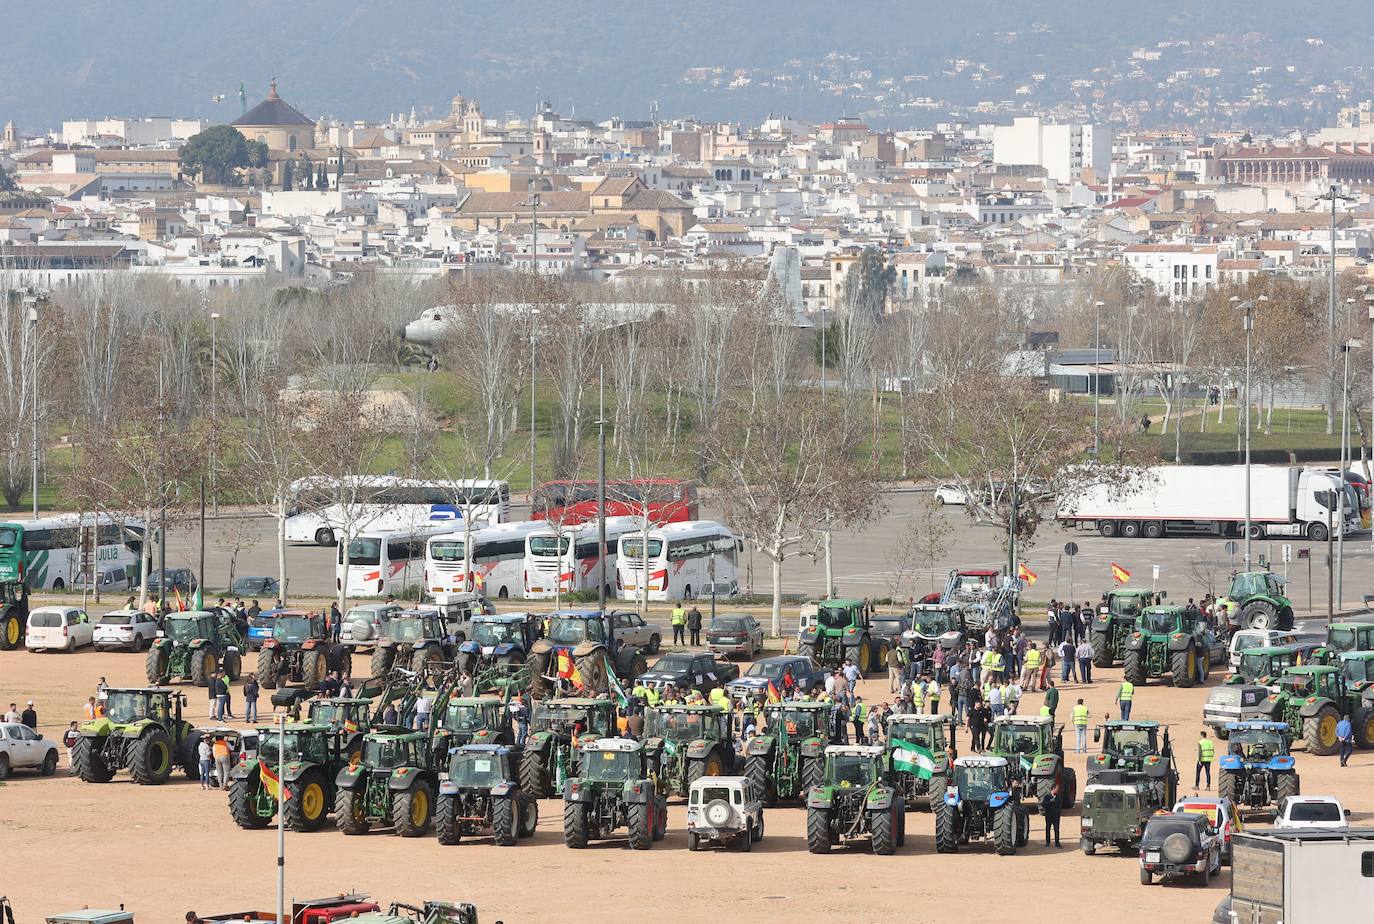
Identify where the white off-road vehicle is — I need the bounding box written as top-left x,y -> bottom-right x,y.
686,775 -> 764,851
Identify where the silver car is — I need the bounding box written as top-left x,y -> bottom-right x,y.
687,776 -> 764,851
608,610 -> 665,654
341,603 -> 402,648
1202,685 -> 1273,737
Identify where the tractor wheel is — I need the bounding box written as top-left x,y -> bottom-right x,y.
856,638 -> 874,675
1241,601 -> 1277,631
72,737 -> 113,783
391,779 -> 434,837
1303,705 -> 1341,756
0,611 -> 22,650
1354,708 -> 1374,749
1062,768 -> 1078,809
627,800 -> 653,850
993,803 -> 1018,856
1275,771 -> 1300,810
653,797 -> 668,842
415,645 -> 443,678
300,649 -> 326,690
190,649 -> 216,687
744,754 -> 775,807
800,755 -> 825,795
1215,725 -> 1231,741
563,800 -> 589,848
1171,645 -> 1197,689
1091,631 -> 1113,668
1217,770 -> 1238,804
527,649 -> 553,699
1015,808 -> 1030,848
1122,648 -> 1146,686
575,651 -> 608,695
257,649 -> 279,690
518,794 -> 539,839
1081,837 -> 1096,855
285,770 -> 329,832
519,749 -> 552,798
145,646 -> 169,685
455,650 -> 478,676
222,650 -> 242,682
895,803 -> 906,847
129,729 -> 175,785
926,774 -> 947,812
370,647 -> 395,678
870,805 -> 896,855
686,750 -> 727,791
229,775 -> 273,829
335,787 -> 370,835
435,795 -> 460,845
933,800 -> 958,853
492,796 -> 519,847
1036,775 -> 1054,803
805,806 -> 832,854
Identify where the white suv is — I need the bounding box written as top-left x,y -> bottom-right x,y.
687,776 -> 764,851
0,721 -> 60,778
93,609 -> 160,651
1275,795 -> 1349,831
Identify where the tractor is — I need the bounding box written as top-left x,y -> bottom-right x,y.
1122,605 -> 1223,688
884,713 -> 957,810
904,604 -> 969,655
0,580 -> 30,650
1217,721 -> 1299,812
256,611 -> 329,691
642,704 -> 735,797
432,696 -> 513,754
1085,719 -> 1178,809
1225,571 -> 1295,631
562,737 -> 668,849
346,902 -> 478,924
71,687 -> 200,785
933,755 -> 1030,855
1091,588 -> 1159,668
741,700 -> 834,806
435,744 -> 539,846
334,731 -> 438,837
308,697 -> 373,754
519,697 -> 617,798
798,598 -> 880,674
528,610 -> 647,698
805,744 -> 906,855
1337,651 -> 1374,747
146,609 -> 245,687
1317,621 -> 1374,661
1263,665 -> 1346,755
1228,646 -> 1303,687
229,722 -> 352,832
370,610 -> 456,677
456,612 -> 542,677
989,714 -> 1077,808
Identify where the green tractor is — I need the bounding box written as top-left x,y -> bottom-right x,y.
642,704 -> 735,797
805,744 -> 906,855
1122,605 -> 1223,688
435,744 -> 540,846
741,700 -> 834,806
1225,571 -> 1295,631
0,580 -> 29,650
308,697 -> 373,753
1263,665 -> 1346,755
518,697 -> 617,798
1085,720 -> 1178,808
1227,646 -> 1302,687
229,722 -> 351,832
146,609 -> 245,687
1337,652 -> 1374,747
1315,621 -> 1374,663
528,610 -> 648,698
256,611 -> 330,691
432,696 -> 513,755
71,687 -> 200,785
989,714 -> 1077,808
562,737 -> 668,849
370,610 -> 457,677
885,713 -> 956,811
1091,588 -> 1159,668
334,731 -> 438,837
797,598 -> 881,674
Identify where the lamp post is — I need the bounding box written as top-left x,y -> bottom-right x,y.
1231,295 -> 1267,569
1093,300 -> 1104,456
26,300 -> 38,518
210,310 -> 220,517
528,308 -> 540,494
1368,294 -> 1374,553
1339,339 -> 1362,607
1318,185 -> 1354,434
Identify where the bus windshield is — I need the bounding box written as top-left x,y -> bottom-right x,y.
529,536 -> 570,556
343,538 -> 381,567
621,538 -> 663,560
430,541 -> 464,563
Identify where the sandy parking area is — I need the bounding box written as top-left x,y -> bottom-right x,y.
3,643 -> 1367,924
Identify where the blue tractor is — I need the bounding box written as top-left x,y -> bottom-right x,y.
1217,721 -> 1299,812
456,613 -> 543,692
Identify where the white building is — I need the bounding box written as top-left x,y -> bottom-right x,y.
992,117 -> 1111,183
1122,244 -> 1219,298
60,117 -> 205,146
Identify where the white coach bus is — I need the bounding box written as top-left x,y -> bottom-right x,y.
617,520 -> 741,602
284,476 -> 510,546
522,516 -> 639,600
424,521 -> 547,600
338,524 -> 455,598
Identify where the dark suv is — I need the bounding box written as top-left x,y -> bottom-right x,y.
1139,812 -> 1221,885
143,568 -> 198,595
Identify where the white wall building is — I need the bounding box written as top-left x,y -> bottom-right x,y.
993,117 -> 1111,183
1122,244 -> 1219,298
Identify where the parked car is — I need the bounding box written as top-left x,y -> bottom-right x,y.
73,564 -> 135,593
142,568 -> 198,595
607,609 -> 665,654
25,606 -> 93,652
706,613 -> 764,659
0,721 -> 60,779
92,609 -> 160,652
1274,795 -> 1349,831
1173,796 -> 1245,865
230,576 -> 279,597
699,579 -> 741,599
635,652 -> 740,695
1139,812 -> 1222,885
686,775 -> 764,851
1230,629 -> 1300,671
340,603 -> 403,649
727,655 -> 827,701
1203,684 -> 1273,737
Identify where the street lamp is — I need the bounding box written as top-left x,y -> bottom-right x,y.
528,307 -> 541,494
1093,300 -> 1104,455
210,311 -> 220,517
1317,184 -> 1355,434
1231,294 -> 1268,569
523,175 -> 553,275
1339,338 -> 1362,607
25,300 -> 38,518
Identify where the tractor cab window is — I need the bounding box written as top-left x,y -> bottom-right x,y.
997,725 -> 1043,755
1230,574 -> 1265,598
311,701 -> 368,730
829,754 -> 877,788
1229,728 -> 1284,760
547,617 -> 604,645
1242,651 -> 1292,679
770,707 -> 819,739
888,722 -> 940,750
166,618 -> 205,642
1329,627 -> 1360,652
272,616 -> 314,643
104,692 -> 151,725
472,621 -> 519,646
1278,674 -> 1314,697
441,703 -> 491,733
646,710 -> 705,742
910,610 -> 954,635
586,748 -> 637,782
817,606 -> 855,630
1138,610 -> 1181,635
388,618 -> 426,643
448,753 -> 504,787
1342,658 -> 1373,685
1106,727 -> 1156,757
1110,595 -> 1144,618
363,738 -> 412,770
956,763 -> 1006,800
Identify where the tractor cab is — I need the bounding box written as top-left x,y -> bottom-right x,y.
644,704 -> 727,743
1276,665 -> 1342,700
435,696 -> 509,747
360,732 -> 428,773
1095,720 -> 1163,762
309,698 -> 372,735
992,715 -> 1053,758
386,612 -> 444,644
258,724 -> 332,766
272,612 -> 324,645
1326,621 -> 1374,655
1340,651 -> 1374,689
580,736 -> 647,784
765,701 -> 829,739
952,755 -> 1012,801
825,745 -> 884,789
1224,722 -> 1290,763
164,611 -> 216,643
101,687 -> 179,726
531,698 -> 615,739
886,714 -> 951,754
445,744 -> 516,788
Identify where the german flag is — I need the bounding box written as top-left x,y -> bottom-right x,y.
1017,562 -> 1038,586
260,762 -> 291,801
766,680 -> 782,703
1110,562 -> 1131,584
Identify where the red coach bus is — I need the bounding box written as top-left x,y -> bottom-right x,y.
532,478 -> 698,525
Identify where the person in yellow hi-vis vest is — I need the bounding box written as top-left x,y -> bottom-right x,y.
671,604 -> 686,646
1071,699 -> 1090,753
1021,643 -> 1042,691
1195,730 -> 1215,790
1116,679 -> 1135,721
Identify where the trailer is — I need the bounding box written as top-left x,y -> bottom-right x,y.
1057,465 -> 1357,541
1229,828 -> 1374,924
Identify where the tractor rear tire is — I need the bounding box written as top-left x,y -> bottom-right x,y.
1275,772 -> 1300,805
686,750 -> 727,791
800,755 -> 825,795
190,649 -> 216,687
745,754 -> 776,807
0,611 -> 22,650
1061,768 -> 1078,809
857,638 -> 874,676
72,737 -> 114,783
222,649 -> 242,682
519,749 -> 553,798
257,649 -> 279,690
806,806 -> 832,854
229,775 -> 273,829
415,645 -> 443,677
335,787 -> 370,835
575,651 -> 608,695
1015,808 -> 1030,848
563,801 -> 588,848
1217,770 -> 1238,804
1241,601 -> 1277,631
392,779 -> 433,837
285,769 -> 329,832
994,803 -> 1018,856
493,796 -> 519,847
1171,646 -> 1197,689
146,646 -> 169,685
1356,708 -> 1374,749
435,795 -> 460,845
933,801 -> 958,853
627,800 -> 653,850
1091,631 -> 1113,668
870,806 -> 896,855
1122,649 -> 1146,686
370,647 -> 395,678
129,730 -> 174,786
518,794 -> 539,839
798,643 -> 815,663
926,774 -> 947,812
300,649 -> 325,690
1304,706 -> 1341,756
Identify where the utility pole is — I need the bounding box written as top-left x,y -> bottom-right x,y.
597,367 -> 607,616
210,309 -> 220,517
1231,296 -> 1266,569
1318,185 -> 1353,434
528,308 -> 540,495
1093,300 -> 1104,456
26,300 -> 38,518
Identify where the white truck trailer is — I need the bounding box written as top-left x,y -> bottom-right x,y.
1056,465 -> 1357,542
1229,828 -> 1374,924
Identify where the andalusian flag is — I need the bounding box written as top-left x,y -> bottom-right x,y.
766,680 -> 782,704
1111,562 -> 1132,584
604,656 -> 629,708
890,738 -> 936,780
1017,562 -> 1038,586
260,762 -> 291,801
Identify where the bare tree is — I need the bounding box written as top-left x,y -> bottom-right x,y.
0,278 -> 55,509
237,389 -> 312,606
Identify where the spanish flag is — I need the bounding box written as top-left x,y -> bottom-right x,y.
260,762 -> 291,801
568,661 -> 585,691
1017,562 -> 1038,586
766,680 -> 782,704
1111,562 -> 1131,584
555,650 -> 575,680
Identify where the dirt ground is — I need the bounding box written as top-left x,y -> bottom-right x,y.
3,644 -> 1368,924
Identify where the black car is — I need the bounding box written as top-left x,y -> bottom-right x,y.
726,655 -> 826,701
1139,812 -> 1221,885
636,652 -> 740,695
142,568 -> 198,595
230,576 -> 279,597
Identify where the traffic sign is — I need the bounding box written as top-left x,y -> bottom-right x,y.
1282,544 -> 1292,564
1224,541 -> 1239,556
1064,542 -> 1079,557
1152,564 -> 1160,581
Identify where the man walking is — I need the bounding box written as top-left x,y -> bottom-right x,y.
1195,729 -> 1214,790
1041,780 -> 1063,848
1043,681 -> 1059,719
1072,698 -> 1090,753
686,605 -> 703,646
670,604 -> 686,646
1116,679 -> 1134,720
243,676 -> 259,723
1076,637 -> 1094,684
1338,714 -> 1355,767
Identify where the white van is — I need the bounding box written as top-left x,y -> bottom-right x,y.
1228,629 -> 1299,670
25,606 -> 94,652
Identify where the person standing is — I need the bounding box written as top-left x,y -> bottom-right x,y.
62,721 -> 79,770
1042,680 -> 1059,719
329,602 -> 342,643
926,676 -> 942,716
1072,699 -> 1090,753
243,676 -> 259,724
1021,643 -> 1041,691
1076,637 -> 1094,684
511,697 -> 529,747
987,681 -> 1004,719
1059,638 -> 1077,683
1039,643 -> 1056,690
886,644 -> 903,694
670,604 -> 686,646
852,696 -> 868,744
197,737 -> 214,790
213,674 -> 229,722
1115,679 -> 1134,721
1041,780 -> 1063,848
20,700 -> 37,729
1337,714 -> 1355,767
968,700 -> 988,751
414,693 -> 433,732
687,605 -> 703,646
83,697 -> 98,721
212,736 -> 232,790
1195,730 -> 1215,789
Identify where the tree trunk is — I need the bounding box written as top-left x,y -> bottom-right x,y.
138,502 -> 153,608
770,553 -> 783,638
277,495 -> 289,607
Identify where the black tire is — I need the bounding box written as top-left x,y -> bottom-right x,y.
1143,521 -> 1164,539
0,612 -> 22,650
436,795 -> 460,845
1098,521 -> 1118,538
518,795 -> 539,839
1217,770 -> 1238,804
1308,521 -> 1329,542
284,769 -> 329,832
627,800 -> 653,850
800,755 -> 825,795
40,749 -> 58,776
336,786 -> 370,834
229,774 -> 273,829
257,649 -> 279,690
563,800 -> 588,848
574,651 -> 608,695
870,805 -> 896,855
520,749 -> 552,798
190,648 -> 216,687
745,754 -> 775,807
493,796 -> 519,846
1062,768 -> 1078,809
0,753 -> 8,781
994,803 -> 1017,856
146,646 -> 169,685
129,729 -> 175,786
1171,646 -> 1196,689
687,831 -> 699,851
739,820 -> 754,852
1215,725 -> 1231,741
1140,868 -> 1152,885
301,649 -> 326,690
1123,648 -> 1146,686
1275,771 -> 1300,805
370,646 -> 395,679
653,797 -> 667,841
934,800 -> 958,853
1304,705 -> 1340,756
926,774 -> 947,812
647,633 -> 661,654
72,737 -> 113,783
392,779 -> 434,837
1081,836 -> 1096,855
1120,521 -> 1141,539
1241,601 -> 1277,631
798,642 -> 815,663
315,528 -> 335,547
1091,631 -> 1112,668
1354,708 -> 1374,749
806,806 -> 832,854
222,650 -> 242,682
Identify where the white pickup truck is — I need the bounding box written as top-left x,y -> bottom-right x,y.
0,721 -> 60,778
1274,795 -> 1349,831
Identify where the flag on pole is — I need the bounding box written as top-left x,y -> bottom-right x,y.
1110,562 -> 1131,584
890,738 -> 937,780
604,656 -> 629,708
1017,562 -> 1038,586
260,762 -> 291,801
766,680 -> 782,704
555,650 -> 575,679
